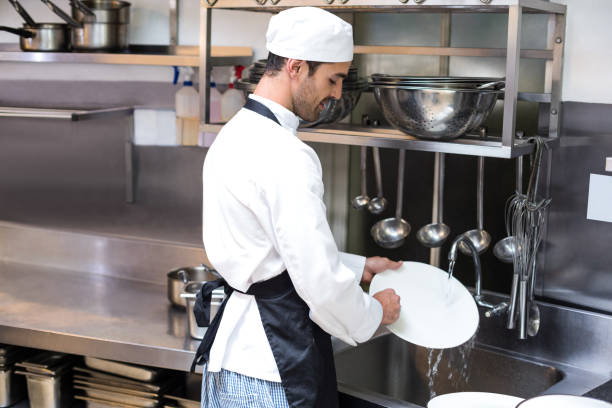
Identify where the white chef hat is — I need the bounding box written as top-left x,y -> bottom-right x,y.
266,7 -> 354,63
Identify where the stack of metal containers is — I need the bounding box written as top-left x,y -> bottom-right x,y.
0,345 -> 28,408
73,357 -> 179,408
14,352 -> 75,408
236,60 -> 367,127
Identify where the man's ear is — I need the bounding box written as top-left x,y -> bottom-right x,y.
286,59 -> 305,79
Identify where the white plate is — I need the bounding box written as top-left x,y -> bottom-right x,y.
428,392 -> 523,408
517,395 -> 612,408
369,261 -> 479,349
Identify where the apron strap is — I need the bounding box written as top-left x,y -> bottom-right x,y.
243,98 -> 281,126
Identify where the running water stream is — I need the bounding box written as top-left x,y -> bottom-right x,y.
426,330 -> 478,400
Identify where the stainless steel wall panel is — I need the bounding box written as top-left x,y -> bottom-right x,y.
541,102 -> 612,314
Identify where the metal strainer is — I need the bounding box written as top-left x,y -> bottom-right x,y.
372,84 -> 501,140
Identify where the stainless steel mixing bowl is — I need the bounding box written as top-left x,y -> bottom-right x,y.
236,79 -> 367,128
373,85 -> 501,140
301,82 -> 367,128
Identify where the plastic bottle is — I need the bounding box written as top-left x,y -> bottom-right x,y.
175,67 -> 200,146
210,82 -> 222,123
221,83 -> 245,122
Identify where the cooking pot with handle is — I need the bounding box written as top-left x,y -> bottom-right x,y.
0,24 -> 70,52
41,0 -> 129,51
71,0 -> 131,24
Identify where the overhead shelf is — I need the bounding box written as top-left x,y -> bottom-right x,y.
204,0 -> 566,14
0,106 -> 134,121
0,44 -> 252,67
200,123 -> 557,158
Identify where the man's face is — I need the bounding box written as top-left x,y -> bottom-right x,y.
292,61 -> 351,122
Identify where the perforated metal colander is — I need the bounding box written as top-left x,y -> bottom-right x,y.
373,85 -> 501,140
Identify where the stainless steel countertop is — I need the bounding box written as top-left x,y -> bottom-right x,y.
0,260 -> 200,372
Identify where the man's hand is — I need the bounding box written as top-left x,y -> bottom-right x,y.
373,288 -> 401,325
361,256 -> 402,284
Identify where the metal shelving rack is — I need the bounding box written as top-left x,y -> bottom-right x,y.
197,0 -> 566,159
0,44 -> 252,67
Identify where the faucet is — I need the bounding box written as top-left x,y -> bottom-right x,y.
448,234 -> 508,317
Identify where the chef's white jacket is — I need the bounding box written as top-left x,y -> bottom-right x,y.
202,94 -> 383,382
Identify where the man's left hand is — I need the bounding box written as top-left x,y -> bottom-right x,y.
361,257 -> 403,284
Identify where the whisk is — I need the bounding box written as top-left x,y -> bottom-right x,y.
510,137 -> 551,339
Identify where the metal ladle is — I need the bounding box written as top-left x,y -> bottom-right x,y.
368,147 -> 387,214
371,149 -> 410,248
416,152 -> 450,248
352,146 -> 370,210
493,151 -> 524,263
459,128 -> 491,255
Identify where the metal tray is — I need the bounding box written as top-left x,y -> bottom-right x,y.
73,379 -> 158,398
84,358 -> 163,383
75,394 -> 143,408
73,368 -> 162,392
75,385 -> 158,408
0,367 -> 27,408
163,395 -> 199,408
73,374 -> 158,394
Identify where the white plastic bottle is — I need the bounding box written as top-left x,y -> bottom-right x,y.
221,83 -> 245,122
210,82 -> 222,123
175,67 -> 200,146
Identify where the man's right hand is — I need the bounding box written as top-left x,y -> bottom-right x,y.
373,288 -> 401,325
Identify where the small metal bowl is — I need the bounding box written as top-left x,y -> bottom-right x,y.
372,84 -> 501,140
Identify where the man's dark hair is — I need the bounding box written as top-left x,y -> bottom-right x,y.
265,52 -> 322,77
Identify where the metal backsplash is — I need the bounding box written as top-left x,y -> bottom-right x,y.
540,102 -> 612,313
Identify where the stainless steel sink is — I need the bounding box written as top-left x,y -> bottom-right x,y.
335,333 -> 563,407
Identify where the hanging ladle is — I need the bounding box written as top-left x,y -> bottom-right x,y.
459,128 -> 492,255
493,146 -> 524,263
371,149 -> 411,249
368,147 -> 387,214
416,152 -> 450,248
351,146 -> 370,210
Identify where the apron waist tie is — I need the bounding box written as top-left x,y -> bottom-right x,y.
190,271 -> 290,372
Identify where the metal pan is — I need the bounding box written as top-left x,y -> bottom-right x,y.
71,0 -> 131,24
167,264 -> 219,308
75,394 -> 143,408
73,380 -> 158,398
41,0 -> 129,52
84,358 -> 163,383
73,369 -> 162,392
6,0 -> 70,52
75,386 -> 158,408
164,395 -> 199,408
0,24 -> 70,52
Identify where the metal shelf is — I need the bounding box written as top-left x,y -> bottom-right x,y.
0,44 -> 252,67
200,123 -> 556,158
203,0 -> 566,14
198,0 -> 566,156
0,106 -> 134,121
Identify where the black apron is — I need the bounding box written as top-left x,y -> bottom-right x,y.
191,98 -> 339,408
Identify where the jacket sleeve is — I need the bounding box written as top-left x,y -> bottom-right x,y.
260,144 -> 382,346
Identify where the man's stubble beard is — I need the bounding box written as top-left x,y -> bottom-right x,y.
292,77 -> 321,122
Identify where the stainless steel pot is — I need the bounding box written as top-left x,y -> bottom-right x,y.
167,264 -> 219,308
41,0 -> 129,51
71,0 -> 131,24
180,282 -> 225,340
71,23 -> 128,51
0,24 -> 70,52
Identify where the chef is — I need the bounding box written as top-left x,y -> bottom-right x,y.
193,6 -> 402,408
